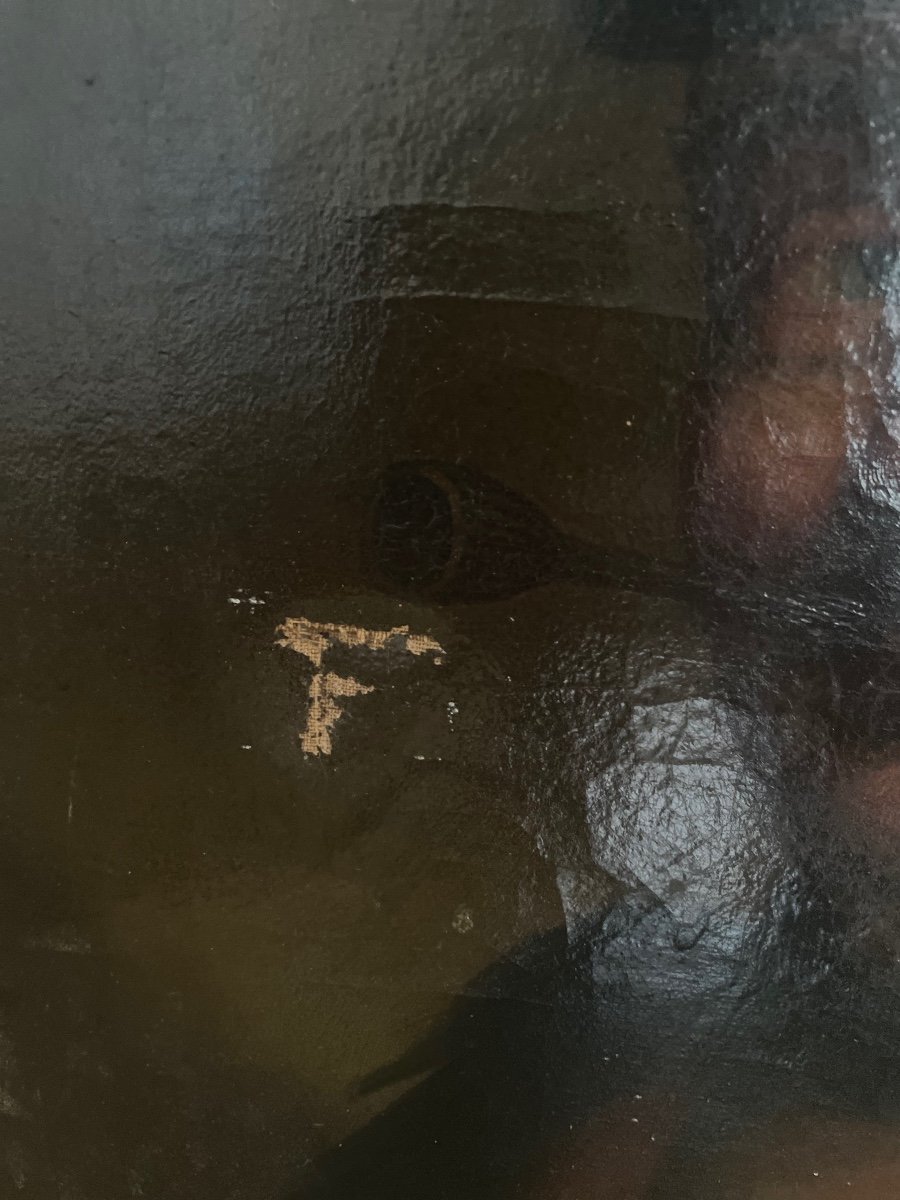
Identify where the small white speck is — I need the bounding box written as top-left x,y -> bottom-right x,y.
625,419 -> 633,427
631,1117 -> 639,1124
634,1094 -> 642,1101
452,906 -> 474,933
813,1172 -> 819,1178
241,745 -> 252,750
0,1088 -> 23,1117
413,754 -> 426,761
228,591 -> 270,610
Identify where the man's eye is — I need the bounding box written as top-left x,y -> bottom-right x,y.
833,241 -> 900,301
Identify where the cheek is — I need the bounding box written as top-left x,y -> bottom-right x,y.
699,377 -> 848,561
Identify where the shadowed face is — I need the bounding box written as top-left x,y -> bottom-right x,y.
688,27 -> 900,890
698,203 -> 900,564
690,23 -> 900,570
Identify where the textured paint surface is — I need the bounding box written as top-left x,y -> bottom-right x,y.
7,0 -> 900,1197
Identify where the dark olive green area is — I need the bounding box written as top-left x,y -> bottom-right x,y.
10,2 -> 900,1198
0,195 -> 700,1196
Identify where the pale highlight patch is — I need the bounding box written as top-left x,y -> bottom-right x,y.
301,672 -> 375,756
276,617 -> 445,756
276,616 -> 444,667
